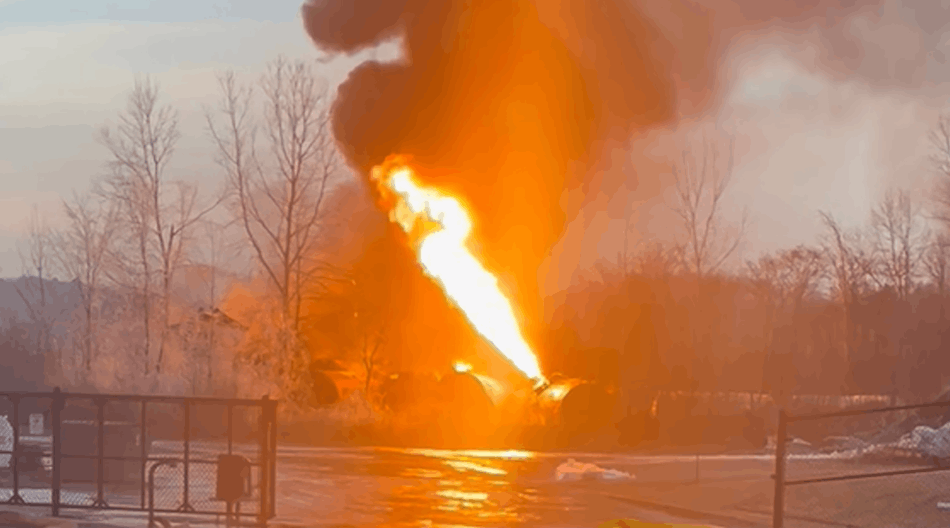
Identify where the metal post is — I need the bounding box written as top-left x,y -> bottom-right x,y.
267,398 -> 277,518
773,408 -> 788,528
11,395 -> 21,503
257,398 -> 267,527
149,461 -> 158,528
141,401 -> 148,509
695,452 -> 700,483
51,388 -> 63,517
182,401 -> 192,511
96,398 -> 106,508
149,459 -> 177,528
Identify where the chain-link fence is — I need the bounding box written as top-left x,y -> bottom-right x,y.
775,400 -> 950,528
0,389 -> 278,526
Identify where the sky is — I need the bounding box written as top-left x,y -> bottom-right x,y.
0,0 -> 398,277
1,0 -> 949,283
555,0 -> 950,289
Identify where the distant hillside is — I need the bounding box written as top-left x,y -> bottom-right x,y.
0,269 -> 248,393
0,266 -> 245,323
0,277 -> 82,324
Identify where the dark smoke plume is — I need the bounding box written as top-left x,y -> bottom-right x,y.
301,0 -> 887,349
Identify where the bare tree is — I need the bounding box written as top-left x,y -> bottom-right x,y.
930,113 -> 950,227
15,206 -> 54,360
99,76 -> 219,376
615,196 -> 685,282
669,128 -> 748,280
748,246 -> 825,325
633,241 -> 685,280
929,114 -> 950,298
50,191 -> 118,375
747,245 -> 824,400
821,212 -> 878,304
924,233 -> 950,296
819,212 -> 878,371
188,218 -> 243,391
355,304 -> 387,396
207,58 -> 343,334
871,188 -> 926,301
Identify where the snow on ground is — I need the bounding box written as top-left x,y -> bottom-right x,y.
783,419 -> 950,461
896,422 -> 950,458
554,458 -> 634,482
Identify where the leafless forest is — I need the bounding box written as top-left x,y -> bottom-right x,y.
6,55 -> 950,432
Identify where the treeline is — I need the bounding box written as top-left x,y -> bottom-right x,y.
544,125 -> 950,407
14,55 -> 950,417
11,56 -> 376,409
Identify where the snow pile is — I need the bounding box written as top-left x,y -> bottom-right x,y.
896,422 -> 950,458
555,458 -> 634,482
0,416 -> 11,468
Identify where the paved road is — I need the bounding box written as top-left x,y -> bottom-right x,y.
270,446 -> 720,528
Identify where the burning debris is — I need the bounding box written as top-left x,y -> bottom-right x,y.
300,0 -> 681,389
295,0 -> 899,452
373,160 -> 548,390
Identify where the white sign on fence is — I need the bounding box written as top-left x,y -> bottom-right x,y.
29,414 -> 43,436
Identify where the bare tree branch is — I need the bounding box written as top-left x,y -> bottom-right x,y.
929,113 -> 950,228
924,233 -> 950,296
50,191 -> 119,376
207,57 -> 344,333
669,127 -> 748,279
871,188 -> 927,301
98,76 -> 221,377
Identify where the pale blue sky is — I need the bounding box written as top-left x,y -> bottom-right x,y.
0,0 -> 300,26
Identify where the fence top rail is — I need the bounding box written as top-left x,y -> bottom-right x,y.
0,390 -> 274,407
787,399 -> 950,423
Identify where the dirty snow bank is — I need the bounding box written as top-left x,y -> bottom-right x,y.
788,422 -> 950,461
896,422 -> 950,458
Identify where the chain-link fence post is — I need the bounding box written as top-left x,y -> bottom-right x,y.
51,387 -> 63,517
267,397 -> 278,519
773,407 -> 788,528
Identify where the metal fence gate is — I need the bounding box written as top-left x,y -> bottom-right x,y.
0,388 -> 278,526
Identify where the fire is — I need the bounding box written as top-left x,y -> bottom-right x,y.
372,162 -> 546,387
453,361 -> 473,374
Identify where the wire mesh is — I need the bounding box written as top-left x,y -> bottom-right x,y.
0,394 -> 56,506
0,395 -> 12,504
781,401 -> 950,528
0,390 -> 275,525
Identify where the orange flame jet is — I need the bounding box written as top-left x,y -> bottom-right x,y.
372,162 -> 546,389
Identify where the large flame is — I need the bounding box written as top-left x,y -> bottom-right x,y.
372,163 -> 545,386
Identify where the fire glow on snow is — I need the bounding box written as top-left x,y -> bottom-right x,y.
373,164 -> 545,385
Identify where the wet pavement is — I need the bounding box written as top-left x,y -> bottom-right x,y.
269,447 -> 720,528
2,446 -> 738,527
